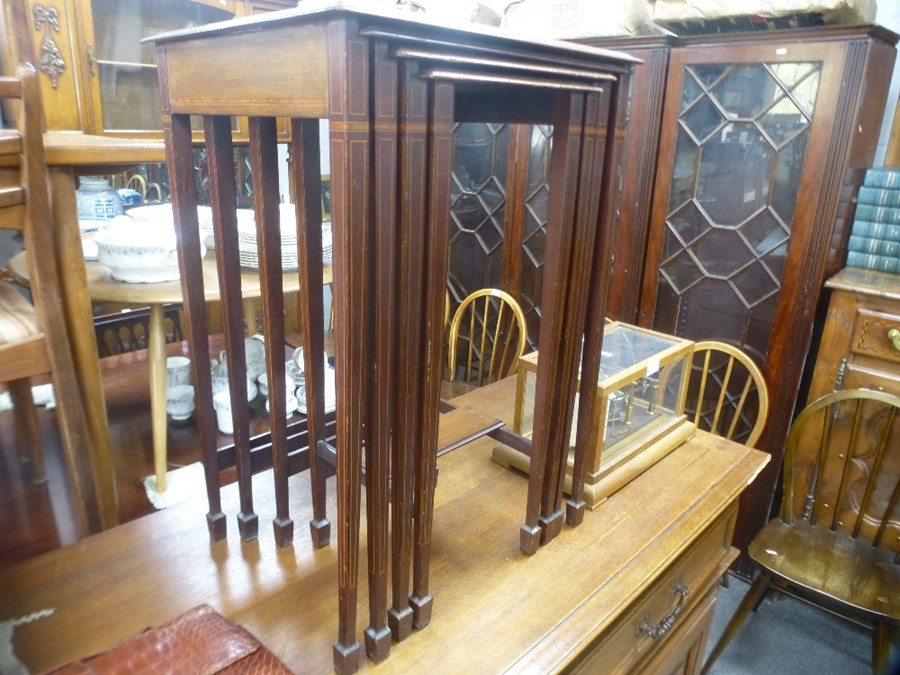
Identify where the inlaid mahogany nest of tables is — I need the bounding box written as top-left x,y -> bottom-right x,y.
0,377 -> 769,675
147,4 -> 640,670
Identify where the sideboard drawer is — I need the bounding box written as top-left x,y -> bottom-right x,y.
851,308 -> 900,366
571,504 -> 736,674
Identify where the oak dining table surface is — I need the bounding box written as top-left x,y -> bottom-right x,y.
0,376 -> 768,674
8,249 -> 333,493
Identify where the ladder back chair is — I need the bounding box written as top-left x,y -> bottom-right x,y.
445,288 -> 527,396
702,388 -> 900,674
687,340 -> 769,447
0,63 -> 102,531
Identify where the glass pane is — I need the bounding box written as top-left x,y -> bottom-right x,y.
669,201 -> 712,248
91,0 -> 233,131
682,96 -> 724,143
790,68 -> 821,117
771,130 -> 810,224
660,249 -> 704,294
689,64 -> 728,88
680,72 -> 704,112
668,128 -> 699,211
769,62 -> 817,88
98,63 -> 161,130
730,259 -> 779,307
739,209 -> 790,256
759,96 -> 809,148
692,228 -> 755,278
709,65 -> 776,119
696,122 -> 774,225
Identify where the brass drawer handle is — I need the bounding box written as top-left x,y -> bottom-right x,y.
637,581 -> 690,641
889,328 -> 900,353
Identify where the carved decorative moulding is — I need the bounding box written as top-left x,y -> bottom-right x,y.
33,5 -> 66,88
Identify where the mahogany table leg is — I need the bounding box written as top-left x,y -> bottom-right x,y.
249,115 -> 293,547
364,39 -> 397,664
205,114 -> 258,542
568,87 -> 623,526
388,57 -> 428,644
548,91 -> 607,529
165,112 -> 226,541
290,119 -> 331,549
330,23 -> 371,674
148,303 -> 169,493
521,93 -> 586,554
411,80 -> 454,629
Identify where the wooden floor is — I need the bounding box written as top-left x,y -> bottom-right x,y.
0,346 -> 206,570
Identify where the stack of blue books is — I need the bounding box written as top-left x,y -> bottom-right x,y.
847,168 -> 900,274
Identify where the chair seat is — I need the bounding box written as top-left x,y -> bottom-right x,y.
0,282 -> 38,345
749,519 -> 900,621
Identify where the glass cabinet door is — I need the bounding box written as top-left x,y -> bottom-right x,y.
643,45 -> 838,367
88,0 -> 235,134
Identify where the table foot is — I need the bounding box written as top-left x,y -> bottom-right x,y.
273,517 -> 294,547
207,511 -> 227,541
520,523 -> 542,555
388,606 -> 413,642
237,511 -> 259,541
333,640 -> 361,674
539,509 -> 564,545
410,594 -> 432,629
309,517 -> 331,548
566,499 -> 586,527
364,625 -> 391,663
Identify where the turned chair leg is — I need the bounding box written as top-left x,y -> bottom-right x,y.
701,572 -> 772,674
8,378 -> 46,483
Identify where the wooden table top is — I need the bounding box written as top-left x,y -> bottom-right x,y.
0,377 -> 768,673
8,249 -> 332,305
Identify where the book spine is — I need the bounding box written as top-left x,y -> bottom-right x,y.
857,186 -> 900,208
853,205 -> 900,225
863,168 -> 900,189
848,235 -> 900,256
846,251 -> 900,274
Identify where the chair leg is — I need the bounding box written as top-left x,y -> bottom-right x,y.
873,620 -> 890,674
701,572 -> 772,675
8,378 -> 46,484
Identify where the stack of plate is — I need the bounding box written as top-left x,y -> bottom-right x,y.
237,205 -> 300,270
122,203 -> 332,270
238,212 -> 333,272
297,364 -> 337,414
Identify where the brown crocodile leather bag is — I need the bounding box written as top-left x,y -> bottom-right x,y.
46,604 -> 292,674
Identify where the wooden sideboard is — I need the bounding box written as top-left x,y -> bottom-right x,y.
0,377 -> 768,674
807,267 -> 900,400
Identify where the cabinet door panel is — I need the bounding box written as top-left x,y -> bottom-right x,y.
642,43 -> 844,362
88,0 -> 234,134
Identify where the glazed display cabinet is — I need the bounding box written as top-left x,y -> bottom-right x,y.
0,0 -> 295,137
638,25 -> 897,570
